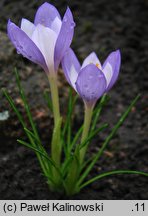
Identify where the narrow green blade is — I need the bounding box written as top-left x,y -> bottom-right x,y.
70,124 -> 83,152
17,139 -> 61,175
14,68 -> 41,146
80,170 -> 148,189
43,89 -> 53,112
79,123 -> 108,149
91,94 -> 109,131
62,88 -> 78,155
2,89 -> 25,127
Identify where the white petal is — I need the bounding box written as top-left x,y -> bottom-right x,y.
69,65 -> 78,91
21,18 -> 35,38
51,17 -> 62,35
31,24 -> 57,72
81,52 -> 102,69
102,62 -> 113,87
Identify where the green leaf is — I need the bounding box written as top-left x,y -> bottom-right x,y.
43,89 -> 53,112
24,127 -> 40,143
17,139 -> 61,176
80,170 -> 148,189
2,89 -> 25,127
79,123 -> 108,150
63,88 -> 72,136
4,69 -> 49,177
91,94 -> 109,131
69,124 -> 83,152
62,156 -> 73,177
14,68 -> 41,144
62,88 -> 78,147
64,153 -> 80,195
80,154 -> 96,172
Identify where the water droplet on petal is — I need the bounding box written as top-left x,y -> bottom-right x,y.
63,17 -> 67,22
89,75 -> 93,79
70,22 -> 75,28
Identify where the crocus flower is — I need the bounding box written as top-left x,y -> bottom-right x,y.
7,2 -> 75,74
62,48 -> 121,108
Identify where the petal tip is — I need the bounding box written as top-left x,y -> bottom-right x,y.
116,49 -> 121,63
41,2 -> 51,7
7,19 -> 12,26
66,6 -> 71,13
116,49 -> 121,56
91,51 -> 97,55
7,19 -> 15,38
64,6 -> 73,19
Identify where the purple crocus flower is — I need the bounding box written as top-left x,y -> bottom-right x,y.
7,2 -> 75,74
62,48 -> 121,108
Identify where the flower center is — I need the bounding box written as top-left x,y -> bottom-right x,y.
89,62 -> 101,69
96,63 -> 101,69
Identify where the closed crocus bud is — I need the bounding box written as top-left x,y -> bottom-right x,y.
7,2 -> 75,75
62,48 -> 121,109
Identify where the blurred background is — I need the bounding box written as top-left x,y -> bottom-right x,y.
0,0 -> 147,199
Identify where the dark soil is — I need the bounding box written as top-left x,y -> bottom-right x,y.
0,0 -> 148,199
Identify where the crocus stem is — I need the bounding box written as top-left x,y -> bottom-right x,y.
65,104 -> 93,194
80,104 -> 93,164
48,74 -> 60,126
48,74 -> 62,186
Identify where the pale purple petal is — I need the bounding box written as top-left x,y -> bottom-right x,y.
76,64 -> 106,107
7,20 -> 48,72
21,18 -> 35,38
81,52 -> 102,70
103,50 -> 121,91
62,48 -> 80,90
102,62 -> 113,87
31,24 -> 57,73
34,2 -> 61,28
51,17 -> 62,35
54,7 -> 75,72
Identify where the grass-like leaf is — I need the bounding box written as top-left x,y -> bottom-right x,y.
2,89 -> 25,127
24,127 -> 41,143
3,70 -> 49,176
63,88 -> 78,142
43,89 -> 53,112
79,123 -> 108,150
69,124 -> 83,152
17,139 -> 62,176
80,170 -> 148,189
91,94 -> 109,131
14,69 -> 41,144
62,156 -> 73,177
62,88 -> 78,156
